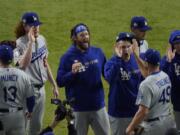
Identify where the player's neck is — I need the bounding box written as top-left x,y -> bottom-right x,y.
148,66 -> 160,75
0,64 -> 11,68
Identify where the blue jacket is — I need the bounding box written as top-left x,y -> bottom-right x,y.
104,55 -> 142,117
56,45 -> 106,111
160,53 -> 180,111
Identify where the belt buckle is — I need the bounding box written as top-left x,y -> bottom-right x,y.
9,108 -> 17,113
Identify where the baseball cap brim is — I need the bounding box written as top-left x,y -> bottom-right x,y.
27,21 -> 42,27
172,39 -> 180,44
139,26 -> 152,31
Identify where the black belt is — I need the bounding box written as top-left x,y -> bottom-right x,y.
146,117 -> 159,122
0,107 -> 23,113
34,84 -> 44,89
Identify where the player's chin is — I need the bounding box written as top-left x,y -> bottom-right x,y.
34,32 -> 39,38
123,53 -> 130,59
81,42 -> 90,50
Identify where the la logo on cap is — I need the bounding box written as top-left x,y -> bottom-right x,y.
144,21 -> 148,26
176,35 -> 180,39
22,19 -> 26,23
33,16 -> 37,21
133,22 -> 138,27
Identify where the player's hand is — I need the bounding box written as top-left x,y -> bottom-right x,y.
114,43 -> 122,57
132,39 -> 139,56
28,27 -> 36,43
125,127 -> 135,135
52,85 -> 59,98
72,60 -> 82,74
166,46 -> 176,62
26,112 -> 32,119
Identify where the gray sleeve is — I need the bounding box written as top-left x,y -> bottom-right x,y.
136,83 -> 152,108
24,74 -> 35,98
13,40 -> 25,65
41,35 -> 49,57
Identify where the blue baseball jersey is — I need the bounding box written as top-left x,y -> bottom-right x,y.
56,45 -> 106,111
104,55 -> 142,117
160,53 -> 180,111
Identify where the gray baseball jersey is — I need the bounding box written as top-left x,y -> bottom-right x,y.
14,35 -> 48,85
136,71 -> 172,119
139,40 -> 148,53
0,67 -> 34,135
0,68 -> 34,108
136,71 -> 176,135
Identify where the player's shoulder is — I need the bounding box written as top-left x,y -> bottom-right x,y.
59,46 -> 75,62
16,35 -> 28,47
90,45 -> 102,51
139,75 -> 153,90
15,68 -> 30,79
38,34 -> 46,40
90,45 -> 105,55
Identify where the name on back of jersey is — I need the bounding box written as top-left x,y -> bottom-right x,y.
156,76 -> 171,89
0,74 -> 18,81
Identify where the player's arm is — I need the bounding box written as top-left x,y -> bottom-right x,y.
17,27 -> 35,70
126,105 -> 149,135
160,46 -> 175,74
126,82 -> 152,135
56,56 -> 79,87
132,39 -> 148,78
25,76 -> 36,118
45,59 -> 59,98
104,59 -> 120,83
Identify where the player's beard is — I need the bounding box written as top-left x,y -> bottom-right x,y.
76,41 -> 90,51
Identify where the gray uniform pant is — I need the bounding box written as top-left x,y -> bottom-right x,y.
141,115 -> 176,135
174,111 -> 180,130
74,107 -> 110,135
26,86 -> 45,135
0,110 -> 25,135
109,115 -> 132,135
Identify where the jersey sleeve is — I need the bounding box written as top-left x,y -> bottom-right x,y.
24,74 -> 35,98
160,56 -> 171,74
23,73 -> 35,112
13,40 -> 25,65
42,35 -> 49,57
99,48 -> 107,77
56,55 -> 78,87
136,82 -> 152,108
104,57 -> 120,83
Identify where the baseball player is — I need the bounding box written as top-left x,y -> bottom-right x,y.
126,48 -> 176,135
130,16 -> 152,53
14,12 -> 59,135
104,32 -> 142,135
160,30 -> 180,131
56,23 -> 110,135
0,44 -> 35,135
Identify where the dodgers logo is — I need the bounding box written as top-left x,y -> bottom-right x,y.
120,68 -> 131,80
174,63 -> 180,76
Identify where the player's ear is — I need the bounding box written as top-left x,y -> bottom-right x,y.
71,35 -> 76,41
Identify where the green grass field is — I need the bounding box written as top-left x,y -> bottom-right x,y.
0,0 -> 180,134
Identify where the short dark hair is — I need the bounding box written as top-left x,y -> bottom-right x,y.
0,40 -> 16,50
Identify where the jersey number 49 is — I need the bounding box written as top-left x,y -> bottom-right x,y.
159,86 -> 171,104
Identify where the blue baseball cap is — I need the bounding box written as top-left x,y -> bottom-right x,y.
142,48 -> 161,65
116,32 -> 134,42
22,12 -> 42,26
43,132 -> 54,135
131,16 -> 152,31
169,30 -> 180,45
0,45 -> 13,63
